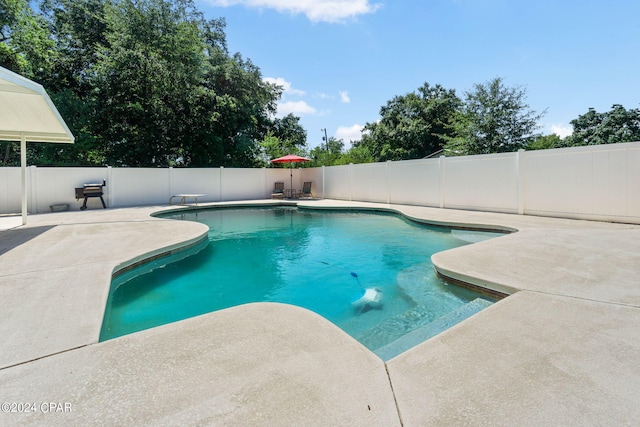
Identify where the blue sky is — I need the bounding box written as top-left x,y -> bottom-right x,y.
196,0 -> 640,148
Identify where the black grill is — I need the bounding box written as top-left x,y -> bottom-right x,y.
75,180 -> 106,210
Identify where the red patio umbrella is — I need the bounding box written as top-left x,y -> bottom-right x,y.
271,154 -> 310,193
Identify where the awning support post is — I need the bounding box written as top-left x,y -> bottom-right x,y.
21,132 -> 27,225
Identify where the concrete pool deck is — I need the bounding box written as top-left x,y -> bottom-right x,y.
0,200 -> 639,425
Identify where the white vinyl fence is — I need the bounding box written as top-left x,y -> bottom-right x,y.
0,166 -> 311,214
309,141 -> 640,224
1,141 -> 639,224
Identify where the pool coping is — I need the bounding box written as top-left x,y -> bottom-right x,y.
1,200 -> 639,425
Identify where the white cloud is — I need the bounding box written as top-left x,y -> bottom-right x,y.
263,77 -> 305,96
315,92 -> 333,99
207,0 -> 381,23
277,100 -> 317,117
339,90 -> 350,103
550,124 -> 573,138
336,124 -> 363,142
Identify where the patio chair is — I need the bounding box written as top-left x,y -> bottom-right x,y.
301,182 -> 313,198
271,182 -> 285,199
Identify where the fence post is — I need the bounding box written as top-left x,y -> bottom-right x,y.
349,163 -> 353,202
439,155 -> 445,208
517,149 -> 525,215
321,165 -> 325,199
20,133 -> 27,223
106,166 -> 113,208
219,166 -> 224,202
168,167 -> 173,203
386,160 -> 391,204
29,165 -> 37,214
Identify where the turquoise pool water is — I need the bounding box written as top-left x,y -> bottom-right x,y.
100,207 -> 500,359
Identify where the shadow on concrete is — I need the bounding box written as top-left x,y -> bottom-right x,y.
0,226 -> 56,257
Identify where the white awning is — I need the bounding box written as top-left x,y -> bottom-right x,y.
0,66 -> 75,225
0,66 -> 74,143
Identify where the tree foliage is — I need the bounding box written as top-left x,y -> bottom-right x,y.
562,104 -> 640,147
258,114 -> 307,166
0,0 -> 57,165
528,133 -> 563,151
89,0 -> 281,167
3,1 -> 639,168
0,0 -> 54,75
0,0 -> 286,167
335,144 -> 374,165
91,0 -> 213,166
308,137 -> 344,166
269,114 -> 307,148
358,83 -> 460,161
444,77 -> 544,155
356,79 -> 548,160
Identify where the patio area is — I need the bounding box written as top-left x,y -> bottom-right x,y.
0,200 -> 639,425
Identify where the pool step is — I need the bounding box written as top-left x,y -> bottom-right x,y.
361,298 -> 493,361
356,304 -> 436,349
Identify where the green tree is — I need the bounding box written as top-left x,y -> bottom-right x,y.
562,104 -> 640,147
0,0 -> 54,76
39,0 -> 109,91
308,137 -> 344,166
258,132 -> 302,166
0,0 -> 58,166
444,77 -> 544,155
15,0 -> 113,166
528,133 -> 563,151
359,83 -> 461,161
203,52 -> 280,167
88,0 -> 210,166
3,0 -> 280,167
26,88 -> 103,165
335,144 -> 374,165
258,114 -> 307,166
269,114 -> 307,148
82,0 -> 279,167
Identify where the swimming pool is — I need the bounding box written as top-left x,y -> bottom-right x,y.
101,207 -> 501,360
